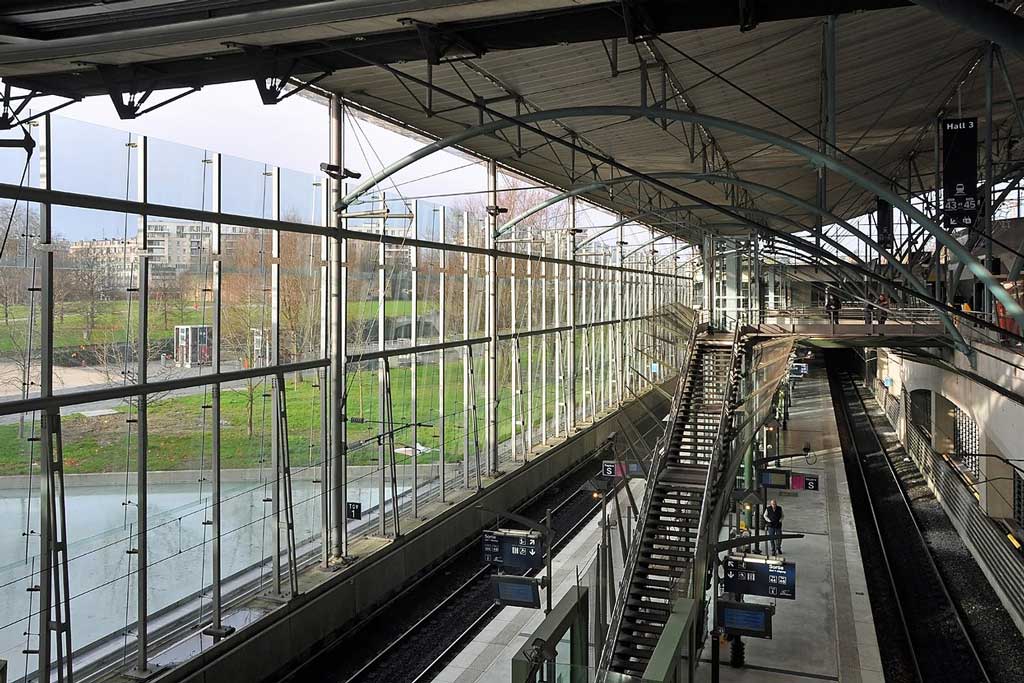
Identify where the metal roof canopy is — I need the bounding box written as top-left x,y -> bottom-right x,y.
0,0 -> 1021,244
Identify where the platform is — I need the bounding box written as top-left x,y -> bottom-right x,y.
696,356 -> 883,683
431,480 -> 641,683
432,355 -> 882,683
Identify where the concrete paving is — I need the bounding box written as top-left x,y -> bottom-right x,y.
697,356 -> 882,683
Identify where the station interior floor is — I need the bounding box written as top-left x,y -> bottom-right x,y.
431,355 -> 884,683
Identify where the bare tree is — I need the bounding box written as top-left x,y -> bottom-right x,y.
222,233 -> 268,436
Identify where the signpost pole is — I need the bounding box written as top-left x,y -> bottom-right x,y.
711,552 -> 720,683
545,508 -> 553,614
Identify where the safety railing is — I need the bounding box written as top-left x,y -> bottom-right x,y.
680,323 -> 744,638
870,378 -> 1024,629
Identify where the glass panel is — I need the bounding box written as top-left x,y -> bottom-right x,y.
52,206 -> 142,394
51,118 -> 137,201
147,138 -> 212,210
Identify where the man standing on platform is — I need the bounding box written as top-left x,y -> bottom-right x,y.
763,499 -> 784,556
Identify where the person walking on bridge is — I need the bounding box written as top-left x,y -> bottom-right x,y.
763,499 -> 784,556
825,291 -> 842,324
876,293 -> 890,325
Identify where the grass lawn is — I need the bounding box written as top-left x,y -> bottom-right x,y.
0,355 -> 558,476
0,298 -> 435,355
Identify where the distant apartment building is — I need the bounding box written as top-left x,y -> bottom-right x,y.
67,221 -> 251,290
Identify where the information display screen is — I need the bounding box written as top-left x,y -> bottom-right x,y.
717,600 -> 773,638
492,576 -> 541,608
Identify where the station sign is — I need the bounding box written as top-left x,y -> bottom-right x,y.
482,529 -> 545,570
346,501 -> 362,520
717,600 -> 774,639
877,198 -> 894,252
789,472 -> 820,491
941,117 -> 978,230
723,555 -> 797,600
759,469 -> 790,489
601,460 -> 645,479
491,575 -> 542,609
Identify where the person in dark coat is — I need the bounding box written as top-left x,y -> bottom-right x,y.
763,499 -> 784,555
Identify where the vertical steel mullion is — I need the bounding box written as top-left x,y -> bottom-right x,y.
134,133 -> 151,674
553,232 -> 561,437
377,192 -> 387,536
317,175 -> 330,569
462,212 -> 470,489
540,241 -> 548,444
984,41 -> 994,317
329,98 -> 347,559
567,197 -> 577,429
270,166 -> 283,595
485,160 -> 498,474
438,208 -> 447,502
207,151 -> 231,634
510,246 -> 517,461
526,242 -> 533,455
617,223 -> 625,406
37,113 -> 55,683
410,202 -> 419,517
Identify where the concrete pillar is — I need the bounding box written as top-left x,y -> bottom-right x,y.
931,393 -> 956,455
980,438 -> 1014,519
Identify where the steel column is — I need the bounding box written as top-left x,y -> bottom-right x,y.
328,95 -> 347,559
486,160 -> 498,474
984,42 -> 994,317
133,133 -> 151,676
567,196 -> 577,430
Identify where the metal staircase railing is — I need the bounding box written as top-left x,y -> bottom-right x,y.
596,320 -> 703,675
597,324 -> 741,679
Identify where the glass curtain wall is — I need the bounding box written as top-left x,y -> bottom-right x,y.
0,111 -> 689,682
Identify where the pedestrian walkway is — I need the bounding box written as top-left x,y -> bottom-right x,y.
697,355 -> 883,682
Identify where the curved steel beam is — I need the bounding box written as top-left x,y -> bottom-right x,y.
495,182 -> 606,238
337,106 -> 1022,332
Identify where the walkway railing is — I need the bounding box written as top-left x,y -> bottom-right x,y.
871,379 -> 1024,635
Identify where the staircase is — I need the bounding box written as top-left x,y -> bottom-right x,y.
603,334 -> 740,678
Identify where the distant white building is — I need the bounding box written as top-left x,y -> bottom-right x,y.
68,221 -> 251,289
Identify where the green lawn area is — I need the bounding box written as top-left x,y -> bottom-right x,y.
0,354 -> 557,476
0,298 -> 434,354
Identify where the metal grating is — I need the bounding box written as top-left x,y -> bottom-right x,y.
954,405 -> 981,481
1014,470 -> 1024,531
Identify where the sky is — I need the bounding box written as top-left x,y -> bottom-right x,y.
0,80 -> 496,239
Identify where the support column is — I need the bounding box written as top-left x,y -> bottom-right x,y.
979,439 -> 1014,519
817,15 -> 837,259
269,166 -> 285,594
438,208 -> 447,501
37,112 -> 74,683
410,202 -> 419,517
617,221 -> 625,405
133,133 -> 152,676
726,240 -> 741,327
485,160 -> 499,474
328,95 -> 347,559
567,197 -> 577,431
703,233 -> 715,324
206,151 -> 233,636
931,393 -> 956,455
984,41 -> 995,317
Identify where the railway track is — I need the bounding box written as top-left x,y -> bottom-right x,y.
281,448 -> 624,683
827,364 -> 990,683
